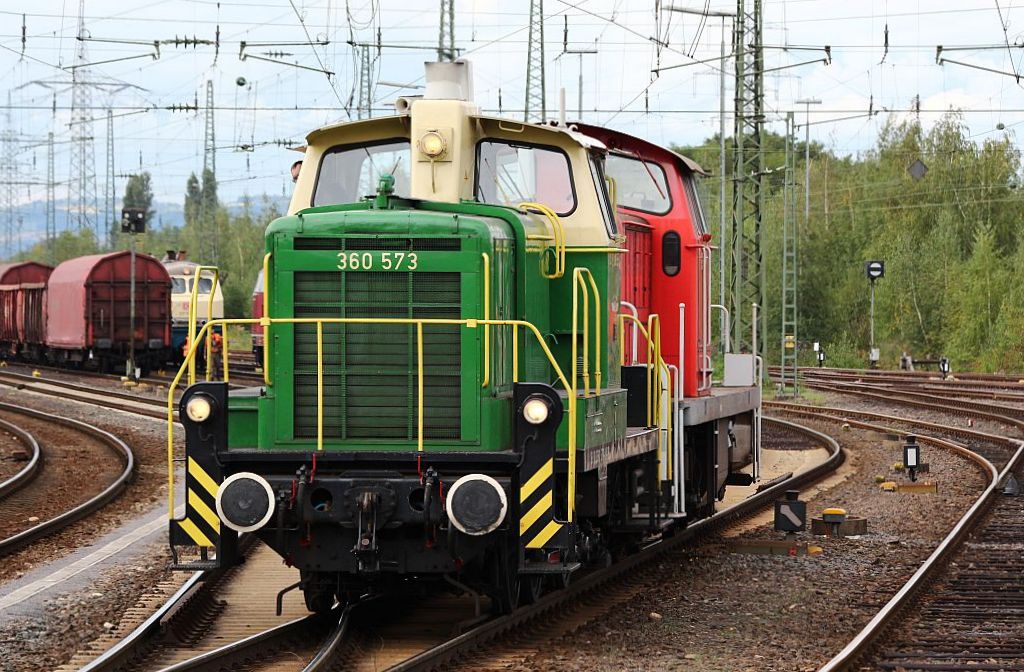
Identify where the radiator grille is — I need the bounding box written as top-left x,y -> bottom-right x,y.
294,237 -> 461,251
293,269 -> 462,441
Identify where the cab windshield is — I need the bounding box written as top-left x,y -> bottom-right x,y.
475,140 -> 576,216
313,139 -> 411,206
171,277 -> 186,294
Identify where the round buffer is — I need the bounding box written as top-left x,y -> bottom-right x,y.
216,472 -> 276,533
446,474 -> 507,536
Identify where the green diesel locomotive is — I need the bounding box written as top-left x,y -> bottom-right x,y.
168,61 -> 760,613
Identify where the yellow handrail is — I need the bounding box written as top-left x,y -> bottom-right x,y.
618,312 -> 669,428
647,314 -> 662,428
574,268 -> 602,393
186,265 -> 221,386
572,270 -> 590,396
417,322 -> 425,452
617,312 -> 674,482
316,321 -> 324,452
168,315 -> 580,524
481,253 -> 490,389
518,201 -> 565,279
511,324 -> 519,383
262,253 -> 272,386
662,361 -> 674,481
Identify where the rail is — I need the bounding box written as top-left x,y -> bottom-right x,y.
0,417 -> 40,499
572,267 -> 602,396
0,403 -> 134,556
186,265 -> 226,385
711,303 -> 730,353
765,400 -> 1024,671
481,253 -> 490,389
518,201 -> 566,279
388,416 -> 843,672
620,301 -> 640,364
616,312 -> 674,482
168,315 -> 581,523
617,313 -> 667,428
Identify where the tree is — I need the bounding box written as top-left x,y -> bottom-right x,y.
123,171 -> 155,220
17,229 -> 99,264
184,173 -> 201,229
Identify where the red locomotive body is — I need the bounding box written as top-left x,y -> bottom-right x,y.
579,123 -> 760,501
576,124 -> 712,398
45,251 -> 172,371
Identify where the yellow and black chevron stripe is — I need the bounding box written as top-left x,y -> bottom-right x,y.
174,456 -> 221,548
519,456 -> 564,549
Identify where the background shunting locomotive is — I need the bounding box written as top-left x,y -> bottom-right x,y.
168,60 -> 761,613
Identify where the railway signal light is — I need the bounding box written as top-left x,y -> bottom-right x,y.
817,349 -> 826,367
121,207 -> 146,234
903,435 -> 921,482
939,357 -> 950,380
866,260 -> 884,368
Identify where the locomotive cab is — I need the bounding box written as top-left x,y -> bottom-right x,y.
169,60 -> 758,614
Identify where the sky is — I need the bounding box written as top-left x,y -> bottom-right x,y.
1,0 -> 1024,221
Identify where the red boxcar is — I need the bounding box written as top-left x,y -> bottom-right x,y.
576,123 -> 713,398
45,251 -> 172,371
0,261 -> 53,356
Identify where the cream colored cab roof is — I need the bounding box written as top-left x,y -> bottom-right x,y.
288,105 -> 616,247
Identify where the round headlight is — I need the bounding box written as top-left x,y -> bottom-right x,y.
522,397 -> 550,425
186,395 -> 213,423
419,130 -> 446,158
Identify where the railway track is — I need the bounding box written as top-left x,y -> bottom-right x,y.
362,417 -> 844,672
781,366 -> 1024,392
766,387 -> 1024,670
72,416 -> 842,672
69,540 -> 328,672
798,381 -> 1024,428
0,402 -> 134,556
0,367 -> 170,420
0,416 -> 41,499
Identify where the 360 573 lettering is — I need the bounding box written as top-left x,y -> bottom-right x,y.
335,251 -> 418,271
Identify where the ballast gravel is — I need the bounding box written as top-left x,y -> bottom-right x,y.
504,414 -> 987,672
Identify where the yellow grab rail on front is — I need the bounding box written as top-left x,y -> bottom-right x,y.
518,201 -> 565,279
168,315 -> 581,524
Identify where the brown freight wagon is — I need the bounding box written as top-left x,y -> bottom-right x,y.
0,261 -> 53,357
45,251 -> 172,372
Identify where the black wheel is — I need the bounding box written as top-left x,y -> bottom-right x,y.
303,586 -> 335,614
547,569 -> 571,591
487,547 -> 520,614
520,575 -> 544,605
